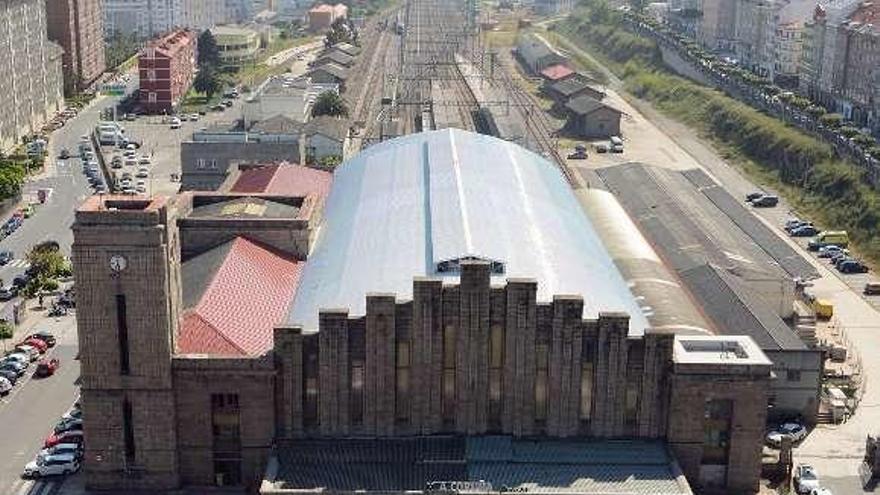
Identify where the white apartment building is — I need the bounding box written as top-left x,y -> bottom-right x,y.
734,0 -> 815,81
104,0 -> 247,38
0,0 -> 64,152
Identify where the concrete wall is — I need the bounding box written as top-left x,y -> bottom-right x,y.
181,140 -> 300,191
659,45 -> 715,86
179,217 -> 312,260
765,349 -> 823,424
307,134 -> 343,160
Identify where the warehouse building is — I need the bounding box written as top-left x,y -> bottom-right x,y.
73,130 -> 771,495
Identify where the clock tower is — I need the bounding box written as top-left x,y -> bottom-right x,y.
71,196 -> 183,490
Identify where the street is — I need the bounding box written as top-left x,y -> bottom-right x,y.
0,315 -> 80,494
0,85 -> 133,493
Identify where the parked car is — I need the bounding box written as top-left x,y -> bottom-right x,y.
794,464 -> 821,494
169,117 -> 182,129
864,282 -> 880,295
38,443 -> 82,462
751,194 -> 779,207
0,360 -> 26,377
36,358 -> 60,377
29,330 -> 56,347
838,259 -> 869,274
0,285 -> 15,301
61,407 -> 81,421
817,245 -> 846,258
766,422 -> 808,447
23,453 -> 80,478
594,142 -> 609,153
0,250 -> 14,265
13,274 -> 30,289
13,344 -> 39,362
59,148 -> 69,159
138,155 -> 151,165
44,429 -> 84,448
745,191 -> 764,202
785,219 -> 812,233
136,167 -> 149,178
212,104 -> 226,112
48,304 -> 68,317
53,417 -> 81,434
791,225 -> 819,237
21,338 -> 47,353
3,353 -> 30,367
0,375 -> 11,395
0,367 -> 18,384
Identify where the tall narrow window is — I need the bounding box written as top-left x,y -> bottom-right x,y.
303,338 -> 319,428
488,324 -> 504,428
535,343 -> 548,422
580,362 -> 594,421
395,341 -> 410,421
442,325 -> 456,424
123,399 -> 135,463
115,294 -> 129,375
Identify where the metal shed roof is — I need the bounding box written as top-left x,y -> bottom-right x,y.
287,129 -> 648,334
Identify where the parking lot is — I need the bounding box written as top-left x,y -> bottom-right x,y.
94,98 -> 247,197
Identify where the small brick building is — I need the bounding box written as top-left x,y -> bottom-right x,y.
73,130 -> 771,495
138,29 -> 197,114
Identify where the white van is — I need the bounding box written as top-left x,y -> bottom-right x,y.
610,136 -> 624,153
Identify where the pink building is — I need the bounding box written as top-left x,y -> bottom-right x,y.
308,3 -> 348,31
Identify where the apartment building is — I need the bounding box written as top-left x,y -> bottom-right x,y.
104,0 -> 238,38
734,0 -> 814,82
0,0 -> 64,152
801,0 -> 880,129
138,29 -> 197,114
46,0 -> 106,92
308,3 -> 348,31
699,0 -> 738,51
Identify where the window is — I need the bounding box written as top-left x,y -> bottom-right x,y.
211,393 -> 241,486
197,158 -> 207,169
147,92 -> 157,103
303,338 -> 319,428
786,370 -> 801,382
442,325 -> 456,423
395,341 -> 410,421
535,344 -> 548,422
580,362 -> 593,420
702,399 -> 733,465
489,324 -> 503,428
147,69 -> 156,80
122,399 -> 135,463
351,362 -> 364,424
115,294 -> 129,375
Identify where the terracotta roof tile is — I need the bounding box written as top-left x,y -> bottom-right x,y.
232,163 -> 333,198
540,64 -> 574,81
177,237 -> 303,356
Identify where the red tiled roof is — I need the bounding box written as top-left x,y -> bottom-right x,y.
177,237 -> 303,356
232,163 -> 333,198
540,64 -> 574,81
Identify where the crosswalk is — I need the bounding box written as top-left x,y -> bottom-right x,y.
9,479 -> 62,495
3,259 -> 31,269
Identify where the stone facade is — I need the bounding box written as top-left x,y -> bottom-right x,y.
73,197 -> 771,494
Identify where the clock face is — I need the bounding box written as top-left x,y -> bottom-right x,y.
109,255 -> 127,272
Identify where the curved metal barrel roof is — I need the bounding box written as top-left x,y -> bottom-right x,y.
288,129 -> 648,335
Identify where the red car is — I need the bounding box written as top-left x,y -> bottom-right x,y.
21,338 -> 47,353
35,358 -> 59,377
44,429 -> 83,448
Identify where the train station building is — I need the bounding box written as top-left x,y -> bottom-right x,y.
72,129 -> 772,494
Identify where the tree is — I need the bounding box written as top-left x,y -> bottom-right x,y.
312,91 -> 349,118
820,113 -> 844,128
26,240 -> 65,281
194,65 -> 221,99
326,18 -> 353,45
197,30 -> 221,68
0,320 -> 11,352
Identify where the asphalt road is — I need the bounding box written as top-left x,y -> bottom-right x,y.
0,83 -> 134,494
0,315 -> 80,494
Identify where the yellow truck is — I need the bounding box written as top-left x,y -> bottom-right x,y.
813,299 -> 834,320
809,230 -> 850,250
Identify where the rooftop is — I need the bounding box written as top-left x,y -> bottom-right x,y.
178,237 -> 303,356
231,163 -> 333,198
550,77 -> 603,98
308,61 -> 350,80
189,196 -> 301,219
211,24 -> 259,37
250,114 -> 304,134
264,436 -> 693,495
143,29 -> 195,57
540,64 -> 575,81
314,49 -> 355,66
565,95 -> 621,116
304,115 -> 349,140
288,129 -> 648,333
673,335 -> 772,366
